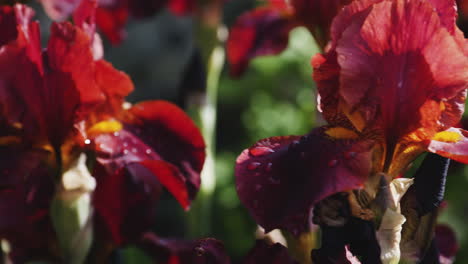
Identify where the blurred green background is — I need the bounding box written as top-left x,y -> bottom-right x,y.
31,0 -> 468,262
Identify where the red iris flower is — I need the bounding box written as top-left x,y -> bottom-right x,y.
227,0 -> 352,77
235,0 -> 467,239
40,0 -> 196,44
0,2 -> 205,260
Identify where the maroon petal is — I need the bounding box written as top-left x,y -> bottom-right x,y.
95,5 -> 128,44
125,100 -> 206,199
227,7 -> 296,77
242,240 -> 298,264
0,6 -> 19,46
235,127 -> 374,235
291,0 -> 352,48
168,0 -> 196,16
93,163 -> 163,245
139,232 -> 231,264
435,224 -> 459,261
0,147 -> 56,262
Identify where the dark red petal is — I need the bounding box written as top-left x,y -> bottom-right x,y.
0,147 -> 56,261
139,160 -> 190,210
139,233 -> 231,264
93,163 -> 163,245
227,7 -> 296,77
73,0 -> 97,37
167,0 -> 195,16
93,125 -> 197,208
427,128 -> 468,163
40,0 -> 82,21
125,100 -> 206,198
94,59 -> 134,116
235,127 -> 374,235
95,5 -> 128,44
291,0 -> 352,48
435,224 -> 459,260
47,22 -> 104,107
242,240 -> 298,264
0,6 -> 19,46
326,0 -> 468,142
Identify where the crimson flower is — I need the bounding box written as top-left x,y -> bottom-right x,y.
227,0 -> 352,77
0,2 -> 205,260
235,0 -> 467,254
40,0 -> 196,43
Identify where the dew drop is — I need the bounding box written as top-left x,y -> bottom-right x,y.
344,152 -> 356,159
123,149 -> 129,155
113,132 -> 120,137
265,162 -> 273,172
328,159 -> 338,167
145,149 -> 152,154
84,139 -> 91,145
247,162 -> 261,171
249,147 -> 274,157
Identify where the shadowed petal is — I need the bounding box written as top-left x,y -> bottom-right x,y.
235,127 -> 374,235
125,100 -> 206,198
435,224 -> 459,263
93,163 -> 163,245
227,7 -> 296,77
291,0 -> 352,48
242,240 -> 298,264
139,232 -> 231,264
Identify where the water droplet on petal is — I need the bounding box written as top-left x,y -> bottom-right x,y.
123,149 -> 129,155
265,162 -> 273,172
249,146 -> 274,157
113,132 -> 119,137
247,162 -> 261,170
344,152 -> 356,159
84,139 -> 91,145
145,149 -> 152,154
328,159 -> 338,167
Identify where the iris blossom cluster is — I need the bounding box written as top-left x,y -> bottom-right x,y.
0,1 -> 206,262
227,0 -> 351,76
235,0 -> 467,262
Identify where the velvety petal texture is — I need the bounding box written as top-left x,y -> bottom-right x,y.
313,0 -> 468,174
92,101 -> 205,243
235,127 -> 374,235
227,7 -> 296,77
